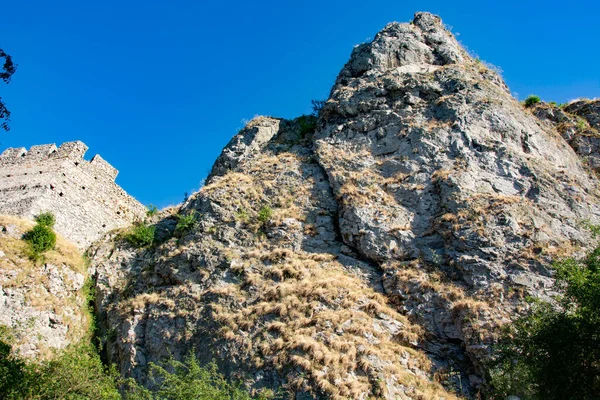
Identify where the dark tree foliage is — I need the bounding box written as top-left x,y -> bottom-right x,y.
0,48 -> 17,131
310,99 -> 325,117
490,245 -> 600,399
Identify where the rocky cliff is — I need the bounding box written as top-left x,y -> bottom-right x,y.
86,12 -> 600,399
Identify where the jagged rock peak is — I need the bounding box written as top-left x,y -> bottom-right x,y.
341,12 -> 466,79
86,12 -> 600,400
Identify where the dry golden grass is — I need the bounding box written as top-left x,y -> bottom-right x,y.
210,248 -> 458,400
0,215 -> 90,357
431,168 -> 453,183
201,153 -> 313,232
385,263 -> 504,347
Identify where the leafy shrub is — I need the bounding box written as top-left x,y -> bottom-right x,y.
123,355 -> 271,400
257,206 -> 273,224
24,224 -> 56,254
35,211 -> 56,228
576,118 -> 588,132
146,204 -> 158,217
124,222 -> 155,248
523,95 -> 541,108
0,339 -> 120,400
0,327 -> 28,399
175,212 -> 198,236
30,343 -> 121,400
297,115 -> 317,137
489,243 -> 600,399
1,335 -> 267,400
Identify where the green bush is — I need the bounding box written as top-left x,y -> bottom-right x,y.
24,224 -> 56,254
523,95 -> 541,108
124,223 -> 155,248
1,335 -> 268,400
146,204 -> 158,217
257,206 -> 273,225
489,243 -> 600,399
123,355 -> 271,400
0,327 -> 28,399
576,118 -> 588,132
175,212 -> 198,236
0,340 -> 120,400
297,115 -> 317,137
35,211 -> 56,228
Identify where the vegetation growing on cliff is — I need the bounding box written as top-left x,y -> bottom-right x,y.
490,242 -> 600,399
0,336 -> 269,400
124,222 -> 155,248
23,211 -> 57,262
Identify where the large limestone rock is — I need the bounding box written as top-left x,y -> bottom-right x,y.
90,116 -> 461,399
314,11 -> 600,386
88,12 -> 600,399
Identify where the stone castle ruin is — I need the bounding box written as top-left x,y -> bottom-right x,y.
0,141 -> 146,248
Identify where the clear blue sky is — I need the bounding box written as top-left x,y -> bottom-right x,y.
1,1 -> 599,208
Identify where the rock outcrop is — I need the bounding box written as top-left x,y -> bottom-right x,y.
531,99 -> 600,172
0,215 -> 89,359
87,12 -> 600,399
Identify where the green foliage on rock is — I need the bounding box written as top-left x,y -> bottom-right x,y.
257,206 -> 272,224
34,212 -> 56,228
523,95 -> 541,108
0,339 -> 120,400
297,115 -> 317,137
24,224 -> 57,257
0,327 -> 27,399
576,118 -> 588,132
146,204 -> 158,217
125,222 -> 155,248
175,212 -> 198,236
22,211 -> 58,262
0,332 -> 267,400
123,355 -> 272,400
489,244 -> 600,399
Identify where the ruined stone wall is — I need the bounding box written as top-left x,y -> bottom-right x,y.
0,141 -> 146,248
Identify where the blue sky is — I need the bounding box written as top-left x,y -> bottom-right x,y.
1,1 -> 599,208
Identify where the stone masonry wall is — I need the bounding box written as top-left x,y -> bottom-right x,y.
0,141 -> 146,248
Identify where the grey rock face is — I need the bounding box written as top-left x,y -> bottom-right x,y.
532,100 -> 600,172
565,99 -> 600,130
89,12 -> 600,400
314,10 -> 600,392
90,117 -> 458,399
208,117 -> 282,182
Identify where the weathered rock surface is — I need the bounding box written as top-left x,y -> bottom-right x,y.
90,116 -> 457,399
314,12 -> 600,390
0,215 -> 89,359
532,100 -> 600,172
88,12 -> 600,399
